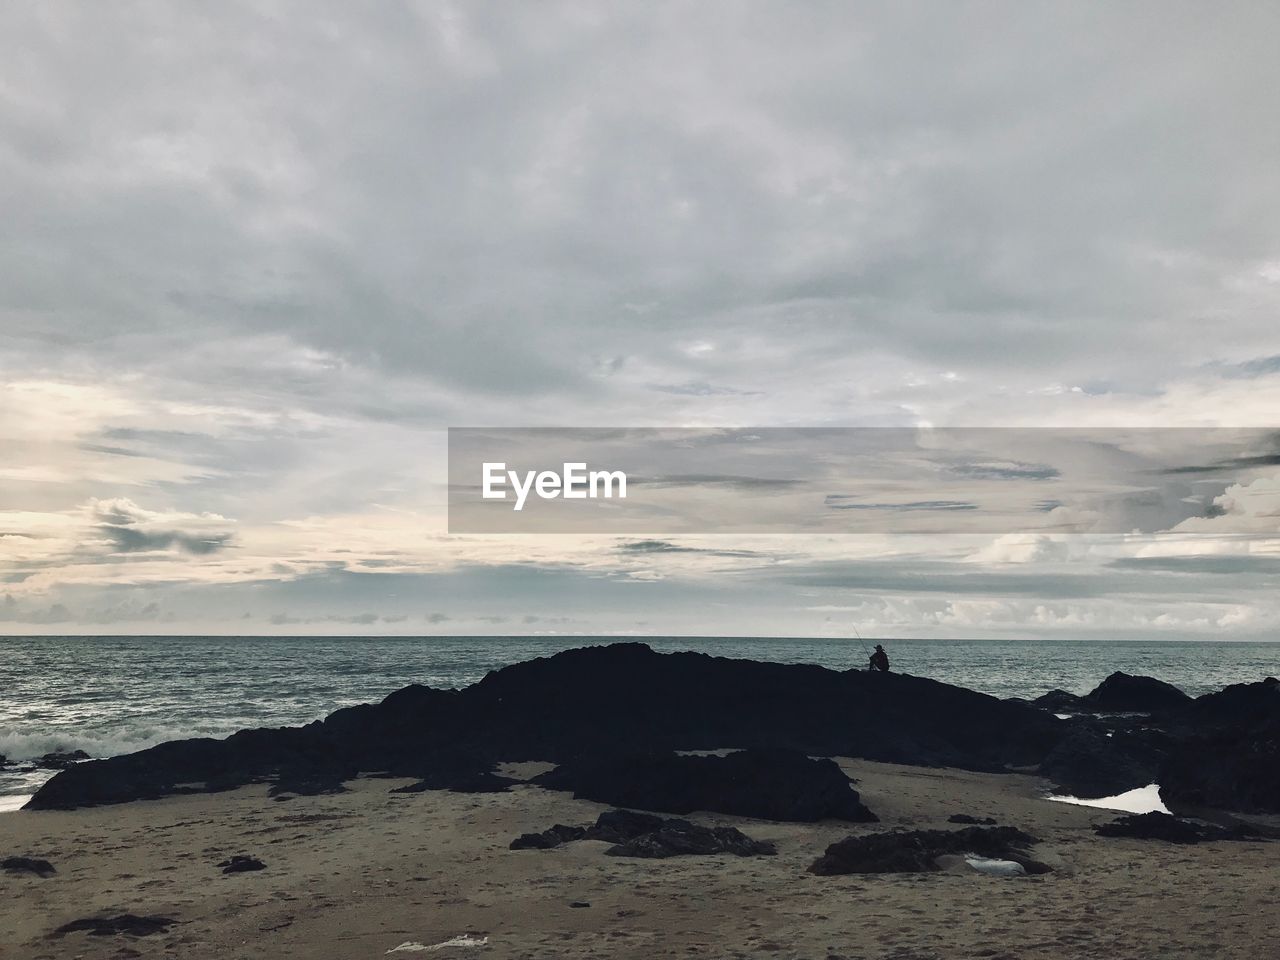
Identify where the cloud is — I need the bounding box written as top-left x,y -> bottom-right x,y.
629,474 -> 803,490
1217,355 -> 1280,379
6,3 -> 1280,399
616,539 -> 759,557
100,527 -> 233,555
1108,556 -> 1280,575
948,461 -> 1060,482
1170,474 -> 1280,535
646,381 -> 763,397
825,497 -> 978,512
2,4 -> 1280,635
88,498 -> 236,556
618,540 -> 701,553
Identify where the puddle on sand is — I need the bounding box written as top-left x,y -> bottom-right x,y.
1047,782 -> 1170,815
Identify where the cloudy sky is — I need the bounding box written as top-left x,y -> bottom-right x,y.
2,2 -> 1279,637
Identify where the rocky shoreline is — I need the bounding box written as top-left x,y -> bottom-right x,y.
22,643 -> 1280,817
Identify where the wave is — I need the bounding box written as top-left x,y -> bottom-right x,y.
0,722 -> 248,763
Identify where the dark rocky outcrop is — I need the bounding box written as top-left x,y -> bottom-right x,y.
3,856 -> 56,877
27,643 -> 1062,811
1029,675 -> 1274,806
1038,725 -> 1171,799
1094,812 -> 1275,844
533,748 -> 876,822
1083,673 -> 1190,714
810,826 -> 1046,876
947,814 -> 996,825
1028,676 -> 1280,812
1032,674 -> 1191,716
34,750 -> 91,771
605,820 -> 776,858
1159,678 -> 1280,814
390,769 -> 518,794
510,824 -> 588,849
511,808 -> 774,859
25,643 -> 1280,817
218,855 -> 266,873
268,770 -> 351,800
587,808 -> 668,842
51,914 -> 177,937
1032,690 -> 1084,713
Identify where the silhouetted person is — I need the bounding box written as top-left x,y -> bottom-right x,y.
869,644 -> 889,672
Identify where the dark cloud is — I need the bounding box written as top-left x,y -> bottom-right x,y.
647,381 -> 763,397
949,462 -> 1060,482
759,559 -> 1185,601
617,539 -> 760,558
1218,355 -> 1280,379
825,497 -> 978,512
618,540 -> 702,553
629,474 -> 803,490
1108,556 -> 1280,575
101,526 -> 234,555
1163,454 -> 1280,475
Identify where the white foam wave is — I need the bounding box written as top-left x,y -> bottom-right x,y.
0,723 -> 242,763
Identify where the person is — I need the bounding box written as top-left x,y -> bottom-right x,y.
868,643 -> 890,672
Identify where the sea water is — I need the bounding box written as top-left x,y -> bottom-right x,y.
3,635 -> 1278,804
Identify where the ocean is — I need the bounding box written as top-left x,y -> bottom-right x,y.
4,635 -> 1278,806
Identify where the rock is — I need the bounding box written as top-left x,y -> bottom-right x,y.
511,809 -> 776,859
267,773 -> 350,798
809,826 -> 1046,876
569,901 -> 590,908
218,855 -> 266,873
1038,725 -> 1170,798
2,856 -> 56,877
947,814 -> 996,825
34,750 -> 91,770
603,820 -> 776,859
391,769 -> 518,794
1094,812 -> 1275,844
585,809 -> 668,843
1032,690 -> 1084,712
51,914 -> 177,937
510,824 -> 588,850
1082,673 -> 1190,714
1160,679 -> 1280,814
1034,676 -> 1192,716
26,643 -> 1065,810
1170,676 -> 1280,731
533,748 -> 876,822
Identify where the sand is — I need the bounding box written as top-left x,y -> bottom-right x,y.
3,758 -> 1277,960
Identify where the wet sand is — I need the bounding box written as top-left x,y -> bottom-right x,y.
3,759 -> 1277,960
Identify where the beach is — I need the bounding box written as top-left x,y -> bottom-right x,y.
5,758 -> 1277,960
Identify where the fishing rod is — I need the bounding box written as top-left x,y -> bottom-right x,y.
851,624 -> 873,669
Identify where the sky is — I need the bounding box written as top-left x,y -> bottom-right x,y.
1,2 -> 1279,638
